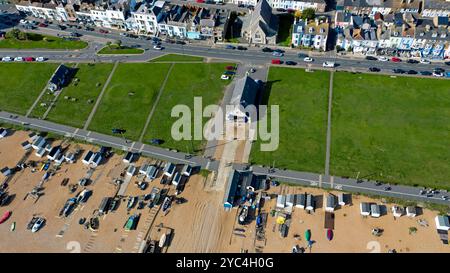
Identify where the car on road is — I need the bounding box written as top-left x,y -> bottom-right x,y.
24,57 -> 34,62
378,56 -> 389,62
406,59 -> 419,64
432,71 -> 444,77
221,74 -> 230,80
237,46 -> 247,50
99,29 -> 109,34
14,57 -> 23,62
271,59 -> 282,65
433,67 -> 445,73
175,40 -> 186,45
36,57 -> 46,62
38,22 -> 48,27
419,71 -> 432,76
445,61 -> 450,66
322,61 -> 335,68
262,47 -> 273,52
369,67 -> 380,72
365,56 -> 377,61
406,70 -> 417,74
119,32 -> 129,37
85,26 -> 94,31
392,68 -> 405,74
285,61 -> 297,66
272,51 -> 283,57
225,45 -> 236,50
153,45 -> 163,50
57,24 -> 67,30
420,59 -> 431,64
303,57 -> 314,62
70,32 -> 81,37
391,57 -> 401,62
1,57 -> 12,62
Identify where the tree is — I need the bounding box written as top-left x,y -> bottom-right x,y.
300,8 -> 315,21
5,29 -> 21,40
115,39 -> 122,48
294,10 -> 302,19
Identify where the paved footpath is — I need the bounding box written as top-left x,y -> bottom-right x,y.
324,71 -> 334,176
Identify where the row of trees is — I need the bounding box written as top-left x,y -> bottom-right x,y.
294,8 -> 316,21
5,29 -> 28,40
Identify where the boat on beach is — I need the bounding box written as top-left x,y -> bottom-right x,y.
327,229 -> 333,241
10,222 -> 15,231
0,211 -> 12,224
305,229 -> 311,242
159,233 -> 166,248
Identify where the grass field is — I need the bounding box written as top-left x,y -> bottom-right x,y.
88,63 -> 171,140
150,54 -> 204,62
46,63 -> 114,128
331,72 -> 450,189
249,68 -> 329,173
97,45 -> 144,54
0,63 -> 59,115
143,63 -> 231,153
0,32 -> 87,49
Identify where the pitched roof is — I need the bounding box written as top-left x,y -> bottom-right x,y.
230,76 -> 259,109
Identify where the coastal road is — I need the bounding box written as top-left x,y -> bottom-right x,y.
0,111 -> 219,171
233,164 -> 450,206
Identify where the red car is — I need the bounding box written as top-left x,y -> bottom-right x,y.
38,23 -> 48,27
24,57 -> 34,62
99,29 -> 109,34
225,65 -> 236,70
196,0 -> 205,2
271,59 -> 281,65
391,57 -> 401,62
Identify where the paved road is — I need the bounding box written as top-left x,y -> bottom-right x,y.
0,111 -> 219,170
233,164 -> 450,206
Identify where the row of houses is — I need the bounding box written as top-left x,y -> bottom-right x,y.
335,10 -> 450,58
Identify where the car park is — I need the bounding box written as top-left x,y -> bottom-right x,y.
391,57 -> 401,62
322,62 -> 335,68
285,61 -> 297,66
369,67 -> 380,72
365,56 -> 377,61
303,57 -> 314,62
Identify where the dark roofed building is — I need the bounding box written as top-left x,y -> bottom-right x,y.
48,64 -> 72,92
226,76 -> 260,124
242,0 -> 278,45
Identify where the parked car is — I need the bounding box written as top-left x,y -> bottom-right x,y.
419,71 -> 432,76
38,22 -> 48,27
221,74 -> 230,80
406,70 -> 417,74
271,59 -> 282,65
237,46 -> 247,50
24,57 -> 34,62
99,29 -> 109,34
285,61 -> 297,66
153,45 -> 163,50
365,56 -> 377,61
36,56 -> 46,62
272,51 -> 283,57
378,56 -> 389,62
407,59 -> 418,64
369,67 -> 380,72
432,71 -> 444,77
420,59 -> 431,64
1,57 -> 12,62
444,61 -> 450,66
225,65 -> 236,70
392,68 -> 405,74
225,45 -> 236,50
303,57 -> 314,62
58,24 -> 67,30
262,47 -> 273,52
433,67 -> 445,73
391,57 -> 401,62
322,61 -> 335,68
14,57 -> 23,62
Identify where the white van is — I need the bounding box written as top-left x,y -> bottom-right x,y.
322,62 -> 335,68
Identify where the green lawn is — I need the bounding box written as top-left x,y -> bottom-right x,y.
97,45 -> 144,55
88,63 -> 171,140
331,72 -> 450,189
45,63 -> 114,128
0,33 -> 87,49
0,63 -> 59,115
250,68 -> 329,173
143,63 -> 231,153
150,54 -> 204,62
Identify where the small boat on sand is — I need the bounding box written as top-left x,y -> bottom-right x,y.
10,222 -> 15,231
305,229 -> 311,242
326,229 -> 333,241
0,211 -> 12,224
159,233 -> 166,248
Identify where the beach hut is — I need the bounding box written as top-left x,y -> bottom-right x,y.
44,144 -> 52,152
276,195 -> 286,209
47,146 -> 61,161
55,154 -> 65,165
147,166 -> 158,180
295,193 -> 306,209
370,204 -> 381,218
91,153 -> 103,167
172,172 -> 182,186
435,216 -> 450,231
123,152 -> 136,164
360,202 -> 371,216
28,132 -> 37,141
285,194 -> 295,207
32,136 -> 46,150
325,194 -> 336,212
338,193 -> 346,206
82,151 -> 94,165
0,128 -> 7,138
65,153 -> 75,164
223,170 -> 240,210
21,141 -> 31,150
406,206 -> 417,217
139,164 -> 149,175
163,162 -> 176,178
391,206 -> 404,218
126,165 -> 136,176
35,147 -> 46,158
306,194 -> 314,211
181,165 -> 192,177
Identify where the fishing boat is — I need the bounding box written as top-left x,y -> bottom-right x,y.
61,198 -> 77,217
162,196 -> 172,212
32,218 -> 45,233
305,229 -> 311,242
238,206 -> 249,225
159,233 -> 166,248
10,222 -> 15,231
88,217 -> 99,232
127,196 -> 137,210
0,211 -> 12,224
124,214 -> 140,231
326,229 -> 333,241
